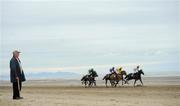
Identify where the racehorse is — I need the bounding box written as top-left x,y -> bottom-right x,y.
81,75 -> 96,87
125,69 -> 144,87
103,71 -> 127,87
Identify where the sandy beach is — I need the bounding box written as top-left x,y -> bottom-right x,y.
0,77 -> 180,106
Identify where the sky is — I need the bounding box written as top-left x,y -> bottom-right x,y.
0,0 -> 180,79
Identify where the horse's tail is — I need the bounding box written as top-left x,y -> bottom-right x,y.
103,74 -> 108,80
102,76 -> 106,80
81,81 -> 84,85
125,74 -> 128,79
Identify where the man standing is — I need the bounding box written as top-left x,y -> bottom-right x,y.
10,50 -> 26,100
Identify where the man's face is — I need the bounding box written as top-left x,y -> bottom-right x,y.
15,52 -> 20,58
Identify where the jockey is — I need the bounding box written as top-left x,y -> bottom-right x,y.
117,67 -> 123,74
88,68 -> 93,76
134,65 -> 140,72
109,67 -> 118,79
88,68 -> 98,78
132,65 -> 140,77
110,67 -> 115,73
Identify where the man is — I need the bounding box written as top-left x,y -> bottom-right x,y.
10,50 -> 26,100
88,68 -> 98,86
88,68 -> 98,81
117,67 -> 123,74
109,67 -> 118,79
88,68 -> 98,78
132,65 -> 140,77
134,65 -> 140,73
109,67 -> 115,74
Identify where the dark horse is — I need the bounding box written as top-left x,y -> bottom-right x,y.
81,75 -> 96,87
103,71 -> 127,87
125,69 -> 144,87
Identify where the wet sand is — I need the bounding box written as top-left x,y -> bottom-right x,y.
0,77 -> 180,106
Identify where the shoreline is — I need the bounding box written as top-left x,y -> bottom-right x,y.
0,76 -> 180,87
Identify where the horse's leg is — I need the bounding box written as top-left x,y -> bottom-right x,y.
121,76 -> 124,86
85,81 -> 87,88
109,80 -> 114,87
117,81 -> 120,87
113,81 -> 116,87
110,80 -> 112,87
105,80 -> 108,87
90,81 -> 93,87
115,80 -> 118,87
92,81 -> 95,87
134,79 -> 137,87
140,78 -> 143,86
123,79 -> 126,85
124,78 -> 127,84
115,81 -> 118,87
94,81 -> 96,87
116,76 -> 119,87
88,81 -> 91,87
124,76 -> 129,84
125,77 -> 129,84
112,82 -> 114,87
112,81 -> 115,87
109,80 -> 112,87
126,79 -> 129,85
121,76 -> 123,86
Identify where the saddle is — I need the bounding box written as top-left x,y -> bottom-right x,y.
131,73 -> 138,78
109,73 -> 119,79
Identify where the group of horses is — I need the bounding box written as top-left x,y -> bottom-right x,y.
81,70 -> 144,87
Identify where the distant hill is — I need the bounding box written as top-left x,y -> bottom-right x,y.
26,71 -> 81,80
1,71 -> 82,80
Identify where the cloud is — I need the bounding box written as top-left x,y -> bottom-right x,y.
24,61 -> 167,73
1,0 -> 179,77
2,0 -> 177,28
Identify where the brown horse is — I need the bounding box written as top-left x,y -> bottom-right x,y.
103,71 -> 127,87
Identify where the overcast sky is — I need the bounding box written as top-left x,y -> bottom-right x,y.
0,0 -> 180,77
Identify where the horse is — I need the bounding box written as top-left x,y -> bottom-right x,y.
81,75 -> 96,87
103,71 -> 127,87
125,69 -> 144,87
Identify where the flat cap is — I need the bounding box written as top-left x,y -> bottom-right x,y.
13,50 -> 21,54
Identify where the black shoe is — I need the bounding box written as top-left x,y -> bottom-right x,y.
13,97 -> 19,100
17,97 -> 23,99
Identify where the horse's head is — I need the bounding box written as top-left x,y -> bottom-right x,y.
103,74 -> 109,80
81,75 -> 87,81
138,69 -> 144,75
121,70 -> 127,76
81,76 -> 84,81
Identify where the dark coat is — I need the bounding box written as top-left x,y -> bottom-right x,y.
10,57 -> 26,83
